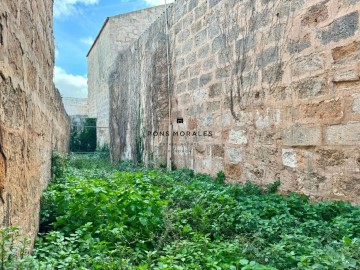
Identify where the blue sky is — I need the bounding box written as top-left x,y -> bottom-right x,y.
54,0 -> 173,98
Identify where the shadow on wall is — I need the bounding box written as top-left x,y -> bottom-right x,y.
0,127 -> 10,227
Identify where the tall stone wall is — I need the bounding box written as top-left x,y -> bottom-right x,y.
87,6 -> 166,148
0,0 -> 70,241
108,0 -> 360,204
109,14 -> 170,164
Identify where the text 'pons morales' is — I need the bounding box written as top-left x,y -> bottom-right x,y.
147,131 -> 213,137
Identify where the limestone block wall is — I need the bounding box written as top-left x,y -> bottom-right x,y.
171,0 -> 360,204
109,14 -> 170,164
87,6 -> 166,148
108,0 -> 360,204
63,97 -> 89,116
0,0 -> 70,241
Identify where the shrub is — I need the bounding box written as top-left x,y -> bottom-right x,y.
30,155 -> 360,269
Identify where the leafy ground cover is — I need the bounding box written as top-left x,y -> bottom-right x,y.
1,154 -> 359,269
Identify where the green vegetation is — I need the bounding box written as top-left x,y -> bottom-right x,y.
70,118 -> 97,152
1,155 -> 359,269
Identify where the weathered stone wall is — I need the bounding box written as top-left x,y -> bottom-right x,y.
108,0 -> 360,204
0,0 -> 70,241
63,97 -> 89,116
109,14 -> 170,164
87,6 -> 166,148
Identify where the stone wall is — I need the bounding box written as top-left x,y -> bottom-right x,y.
107,0 -> 360,204
63,97 -> 89,116
87,6 -> 166,148
109,14 -> 170,164
0,0 -> 70,241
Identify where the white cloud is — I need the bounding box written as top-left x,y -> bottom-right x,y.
54,0 -> 100,18
80,36 -> 95,46
54,66 -> 88,98
144,0 -> 174,6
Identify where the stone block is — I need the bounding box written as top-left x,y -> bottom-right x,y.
208,83 -> 222,98
216,66 -> 230,79
200,73 -> 212,86
179,94 -> 191,106
207,101 -> 220,113
255,110 -> 271,129
203,58 -> 215,70
251,10 -> 269,30
344,0 -> 360,7
200,116 -> 213,127
186,52 -> 197,65
333,175 -> 360,200
176,58 -> 185,69
188,78 -> 199,90
195,29 -> 207,46
298,99 -> 343,122
278,0 -> 304,18
182,40 -> 193,54
282,148 -> 297,168
189,63 -> 201,77
256,47 -> 279,67
229,130 -> 247,145
326,122 -> 360,145
300,0 -> 329,27
353,94 -> 360,112
226,148 -> 242,163
262,63 -> 282,85
198,44 -> 209,58
224,163 -> 241,179
195,2 -> 207,18
176,82 -> 187,93
178,29 -> 190,42
194,143 -> 206,154
292,76 -> 327,99
191,20 -> 202,34
220,114 -> 231,127
292,54 -> 325,76
179,68 -> 189,80
193,88 -> 207,103
188,0 -> 198,12
208,22 -> 220,39
316,149 -> 346,167
174,3 -> 187,23
212,144 -> 224,157
317,12 -> 359,45
212,34 -> 225,53
209,0 -> 221,8
333,70 -> 359,82
283,124 -> 322,146
287,36 -> 311,54
235,35 -> 254,54
188,118 -> 198,130
183,13 -> 194,29
332,41 -> 360,62
298,172 -> 329,195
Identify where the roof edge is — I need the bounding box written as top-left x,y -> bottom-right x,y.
86,17 -> 110,57
86,5 -> 167,57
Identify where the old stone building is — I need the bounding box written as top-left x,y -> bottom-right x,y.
87,5 -> 166,148
89,0 -> 360,204
0,0 -> 69,240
